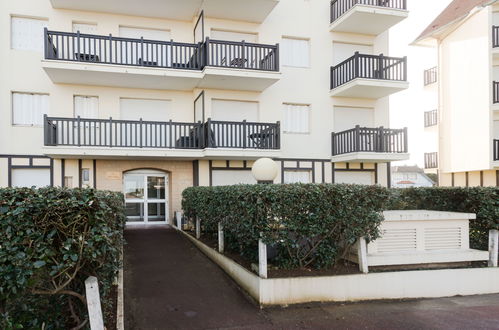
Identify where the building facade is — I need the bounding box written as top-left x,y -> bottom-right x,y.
391,165 -> 435,188
0,0 -> 409,224
416,0 -> 499,187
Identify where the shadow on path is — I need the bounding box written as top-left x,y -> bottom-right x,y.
124,227 -> 499,330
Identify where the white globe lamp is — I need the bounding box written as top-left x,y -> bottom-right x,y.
252,158 -> 278,184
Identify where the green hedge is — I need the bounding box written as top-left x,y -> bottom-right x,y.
182,184 -> 390,269
389,187 -> 499,249
0,187 -> 125,329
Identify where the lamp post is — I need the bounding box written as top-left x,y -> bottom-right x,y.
252,158 -> 278,184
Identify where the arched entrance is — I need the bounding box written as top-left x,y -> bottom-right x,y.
123,169 -> 169,225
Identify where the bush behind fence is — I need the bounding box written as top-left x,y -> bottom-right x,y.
182,184 -> 390,269
183,185 -> 498,269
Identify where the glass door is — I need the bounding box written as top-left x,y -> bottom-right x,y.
124,171 -> 168,224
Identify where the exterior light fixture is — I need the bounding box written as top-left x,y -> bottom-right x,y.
251,158 -> 278,184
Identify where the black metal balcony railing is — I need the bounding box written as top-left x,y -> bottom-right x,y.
493,81 -> 499,104
424,110 -> 438,127
424,67 -> 437,86
493,26 -> 499,48
331,126 -> 408,156
44,116 -> 280,150
494,140 -> 499,161
330,0 -> 407,24
330,52 -> 407,90
424,152 -> 438,169
44,29 -> 279,72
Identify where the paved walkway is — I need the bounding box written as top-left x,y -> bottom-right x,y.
124,227 -> 499,330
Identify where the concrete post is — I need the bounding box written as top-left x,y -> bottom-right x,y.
218,222 -> 224,253
175,211 -> 183,231
258,237 -> 268,279
196,217 -> 201,239
357,237 -> 369,274
85,276 -> 104,330
489,229 -> 499,267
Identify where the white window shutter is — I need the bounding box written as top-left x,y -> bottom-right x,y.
13,93 -> 49,126
283,104 -> 309,133
74,96 -> 99,118
11,17 -> 48,52
284,170 -> 311,184
282,37 -> 309,67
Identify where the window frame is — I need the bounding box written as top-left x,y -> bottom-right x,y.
10,15 -> 49,52
281,36 -> 311,68
282,102 -> 311,134
11,91 -> 49,127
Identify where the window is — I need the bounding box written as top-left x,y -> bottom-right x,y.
332,42 -> 372,66
211,29 -> 257,42
11,17 -> 48,52
284,170 -> 311,184
11,168 -> 50,188
12,92 -> 49,126
120,98 -> 172,121
81,169 -> 90,184
74,96 -> 98,118
335,172 -> 374,185
64,176 -> 73,188
283,103 -> 309,133
72,23 -> 97,34
212,170 -> 257,186
211,100 -> 258,122
333,107 -> 374,132
281,37 -> 310,67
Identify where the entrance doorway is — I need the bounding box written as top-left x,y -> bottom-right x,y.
124,169 -> 169,224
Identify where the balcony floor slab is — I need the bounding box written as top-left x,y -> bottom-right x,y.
42,146 -> 281,160
42,60 -> 202,91
331,152 -> 410,163
329,5 -> 408,35
42,60 -> 281,92
330,78 -> 409,99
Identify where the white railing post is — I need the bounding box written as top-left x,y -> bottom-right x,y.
176,211 -> 183,231
258,234 -> 268,279
85,276 -> 104,330
196,217 -> 201,239
489,229 -> 499,267
218,222 -> 224,253
357,237 -> 369,274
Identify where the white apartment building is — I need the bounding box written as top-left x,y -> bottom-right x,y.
0,0 -> 409,224
415,0 -> 499,187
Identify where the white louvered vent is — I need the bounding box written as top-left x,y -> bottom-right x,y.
424,227 -> 462,250
377,228 -> 417,253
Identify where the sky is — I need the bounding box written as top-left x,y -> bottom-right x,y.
389,0 -> 453,168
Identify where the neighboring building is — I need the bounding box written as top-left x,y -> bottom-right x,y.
415,0 -> 499,187
0,0 -> 409,225
391,165 -> 435,188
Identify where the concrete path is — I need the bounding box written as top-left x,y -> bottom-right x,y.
124,227 -> 499,330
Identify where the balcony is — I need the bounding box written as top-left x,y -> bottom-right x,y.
493,26 -> 499,59
43,116 -> 281,159
42,30 -> 280,92
424,67 -> 437,86
49,0 -> 279,23
494,140 -> 499,162
329,0 -> 408,35
424,152 -> 438,169
493,82 -> 499,109
424,110 -> 438,128
330,53 -> 408,98
331,126 -> 409,162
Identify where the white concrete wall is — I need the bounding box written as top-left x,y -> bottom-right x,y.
438,8 -> 492,173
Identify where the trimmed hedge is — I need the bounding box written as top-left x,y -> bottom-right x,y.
182,184 -> 390,269
389,187 -> 499,249
0,187 -> 125,329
